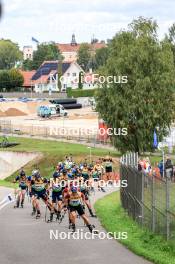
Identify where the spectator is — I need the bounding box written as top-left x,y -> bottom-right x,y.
158,160 -> 164,178
165,157 -> 173,180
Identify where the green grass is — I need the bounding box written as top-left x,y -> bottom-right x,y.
0,136 -> 120,183
95,191 -> 175,264
0,180 -> 18,188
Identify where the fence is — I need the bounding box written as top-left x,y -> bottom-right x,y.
120,153 -> 175,240
0,120 -> 113,146
0,91 -> 66,99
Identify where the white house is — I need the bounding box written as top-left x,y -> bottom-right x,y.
31,61 -> 84,93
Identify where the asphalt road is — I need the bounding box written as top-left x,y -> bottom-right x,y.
0,187 -> 152,264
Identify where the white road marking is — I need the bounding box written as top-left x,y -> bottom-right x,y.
0,193 -> 15,211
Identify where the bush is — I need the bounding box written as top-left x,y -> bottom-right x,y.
0,69 -> 24,91
67,88 -> 98,98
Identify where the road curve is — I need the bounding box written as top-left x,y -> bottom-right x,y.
0,187 -> 152,264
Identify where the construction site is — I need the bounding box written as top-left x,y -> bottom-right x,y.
0,99 -> 101,143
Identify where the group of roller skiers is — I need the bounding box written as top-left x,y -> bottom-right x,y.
13,155 -> 113,233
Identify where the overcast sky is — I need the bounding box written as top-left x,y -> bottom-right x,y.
0,0 -> 175,49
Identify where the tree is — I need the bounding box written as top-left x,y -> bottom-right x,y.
168,23 -> 175,44
9,69 -> 24,90
95,47 -> 109,69
22,59 -> 34,71
77,43 -> 91,71
0,69 -> 24,91
0,39 -> 22,69
26,42 -> 62,70
0,70 -> 10,90
166,23 -> 175,67
96,17 -> 175,154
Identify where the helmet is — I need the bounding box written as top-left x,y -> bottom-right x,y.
71,186 -> 78,193
32,170 -> 40,179
20,170 -> 26,177
53,171 -> 59,178
62,169 -> 67,175
32,170 -> 39,176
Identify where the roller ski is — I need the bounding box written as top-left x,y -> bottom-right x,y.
14,200 -> 20,209
31,207 -> 36,216
87,224 -> 98,234
58,210 -> 66,224
56,211 -> 61,221
88,208 -> 97,218
36,211 -> 41,219
47,212 -> 54,223
70,223 -> 76,233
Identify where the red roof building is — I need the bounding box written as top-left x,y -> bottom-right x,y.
20,70 -> 36,88
57,34 -> 106,62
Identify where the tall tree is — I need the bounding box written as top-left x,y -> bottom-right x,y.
22,59 -> 34,71
0,39 -> 22,69
166,23 -> 175,66
77,43 -> 91,71
96,17 -> 175,154
0,69 -> 23,91
95,47 -> 109,69
25,42 -> 62,70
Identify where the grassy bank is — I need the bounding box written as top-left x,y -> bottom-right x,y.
0,180 -> 18,188
0,136 -> 119,184
95,192 -> 175,264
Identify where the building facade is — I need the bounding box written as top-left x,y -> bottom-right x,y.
23,46 -> 33,60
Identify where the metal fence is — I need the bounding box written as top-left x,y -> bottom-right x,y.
0,120 -> 113,146
120,153 -> 175,240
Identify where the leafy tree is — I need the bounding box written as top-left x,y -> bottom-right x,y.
28,42 -> 62,70
95,47 -> 109,69
8,69 -> 24,90
0,69 -> 24,91
22,59 -> 34,71
167,23 -> 175,44
166,23 -> 175,67
0,39 -> 22,69
0,70 -> 10,90
77,43 -> 91,71
96,17 -> 175,154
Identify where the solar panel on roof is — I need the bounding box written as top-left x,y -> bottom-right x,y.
32,62 -> 71,81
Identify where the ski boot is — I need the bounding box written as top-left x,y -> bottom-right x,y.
36,210 -> 41,219
21,200 -> 24,208
87,224 -> 98,234
31,207 -> 36,216
14,199 -> 20,208
47,212 -> 54,223
72,224 -> 76,233
56,211 -> 61,221
89,208 -> 97,217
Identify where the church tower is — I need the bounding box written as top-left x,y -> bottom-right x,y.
71,34 -> 77,46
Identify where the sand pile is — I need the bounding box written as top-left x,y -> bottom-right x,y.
0,110 -> 6,117
0,101 -> 50,117
27,101 -> 49,114
5,108 -> 27,117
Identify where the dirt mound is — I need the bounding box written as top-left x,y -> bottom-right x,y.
0,110 -> 6,117
4,108 -> 27,117
27,101 -> 49,114
0,100 -> 50,117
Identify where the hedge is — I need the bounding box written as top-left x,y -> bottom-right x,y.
67,88 -> 98,98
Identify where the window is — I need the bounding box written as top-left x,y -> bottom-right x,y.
67,73 -> 70,76
72,73 -> 76,77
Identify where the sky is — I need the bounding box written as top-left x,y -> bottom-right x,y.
0,0 -> 175,49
